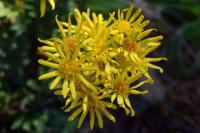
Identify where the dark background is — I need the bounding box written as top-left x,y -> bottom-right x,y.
0,0 -> 200,133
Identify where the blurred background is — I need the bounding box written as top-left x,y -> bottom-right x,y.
0,0 -> 200,133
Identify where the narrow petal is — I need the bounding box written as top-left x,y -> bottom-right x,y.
38,46 -> 56,52
92,12 -> 97,24
55,16 -> 66,38
65,98 -> 81,112
137,29 -> 157,41
140,20 -> 150,28
101,108 -> 116,123
53,40 -> 66,59
130,89 -> 148,95
146,57 -> 167,62
38,59 -> 58,68
83,96 -> 88,112
117,95 -> 123,105
124,96 -> 135,116
95,109 -> 103,128
54,90 -> 62,95
50,76 -> 61,90
111,93 -> 117,103
68,107 -> 82,121
131,80 -> 148,89
44,52 -> 61,63
38,38 -> 54,46
90,109 -> 95,129
39,71 -> 58,80
140,36 -> 163,46
78,110 -> 88,128
124,96 -> 132,108
147,63 -> 164,73
48,0 -> 55,10
40,0 -> 46,17
129,8 -> 142,23
62,79 -> 69,98
73,8 -> 82,24
82,12 -> 94,28
70,80 -> 76,99
78,74 -> 97,94
64,98 -> 72,108
126,5 -> 134,20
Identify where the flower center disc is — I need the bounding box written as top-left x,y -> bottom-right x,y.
114,81 -> 129,95
63,37 -> 77,54
117,20 -> 131,32
58,61 -> 79,78
123,39 -> 138,52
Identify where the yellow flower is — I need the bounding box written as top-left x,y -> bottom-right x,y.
111,6 -> 167,81
40,0 -> 55,17
106,70 -> 149,116
38,16 -> 98,100
55,81 -> 116,129
111,5 -> 143,33
38,6 -> 166,129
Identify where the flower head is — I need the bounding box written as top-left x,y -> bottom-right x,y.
38,6 -> 167,129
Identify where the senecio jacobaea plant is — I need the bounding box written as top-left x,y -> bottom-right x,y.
38,6 -> 167,129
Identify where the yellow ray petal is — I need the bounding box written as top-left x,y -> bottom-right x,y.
90,109 -> 95,129
62,79 -> 69,98
78,110 -> 88,128
111,93 -> 117,103
70,80 -> 76,100
55,16 -> 66,38
129,8 -> 142,23
50,76 -> 61,90
147,63 -> 164,73
146,57 -> 167,62
137,29 -> 157,41
131,80 -> 148,89
73,8 -> 82,24
68,107 -> 82,121
82,12 -> 94,28
38,38 -> 54,46
44,52 -> 61,63
38,46 -> 56,52
78,74 -> 97,94
126,5 -> 134,20
39,71 -> 58,80
40,0 -> 46,17
95,109 -> 103,128
48,0 -> 55,10
130,89 -> 148,95
101,108 -> 116,123
38,59 -> 59,68
117,95 -> 123,105
140,36 -> 163,45
83,96 -> 88,112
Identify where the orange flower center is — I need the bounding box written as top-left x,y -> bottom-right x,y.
63,37 -> 77,54
123,39 -> 138,52
114,81 -> 129,95
58,61 -> 79,78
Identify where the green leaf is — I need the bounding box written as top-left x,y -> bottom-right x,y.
22,122 -> 31,132
11,116 -> 25,130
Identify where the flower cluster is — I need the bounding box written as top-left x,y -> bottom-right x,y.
38,6 -> 167,129
40,0 -> 55,17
